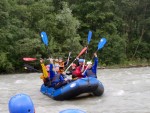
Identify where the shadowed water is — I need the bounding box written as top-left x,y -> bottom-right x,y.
0,67 -> 150,113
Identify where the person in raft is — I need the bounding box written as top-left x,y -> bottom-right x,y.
54,57 -> 67,76
74,58 -> 87,79
51,64 -> 69,89
8,93 -> 35,113
46,58 -> 56,87
40,58 -> 50,86
66,63 -> 78,81
82,53 -> 98,78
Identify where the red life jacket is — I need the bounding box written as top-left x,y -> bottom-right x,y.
74,66 -> 86,78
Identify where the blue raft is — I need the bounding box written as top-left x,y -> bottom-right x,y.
40,77 -> 104,100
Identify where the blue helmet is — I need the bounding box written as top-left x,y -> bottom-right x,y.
8,94 -> 34,113
79,59 -> 84,63
59,109 -> 86,113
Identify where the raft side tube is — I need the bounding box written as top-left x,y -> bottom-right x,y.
40,77 -> 104,100
93,81 -> 104,96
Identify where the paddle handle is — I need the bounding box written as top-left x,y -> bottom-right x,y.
82,65 -> 88,76
64,59 -> 76,73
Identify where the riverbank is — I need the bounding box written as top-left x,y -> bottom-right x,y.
0,59 -> 149,74
99,64 -> 150,69
99,60 -> 150,69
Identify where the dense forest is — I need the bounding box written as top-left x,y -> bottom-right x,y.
0,0 -> 150,73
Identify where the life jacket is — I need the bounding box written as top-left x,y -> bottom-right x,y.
74,66 -> 86,78
86,69 -> 96,78
72,69 -> 77,76
59,61 -> 65,73
73,67 -> 81,78
71,70 -> 78,80
51,73 -> 61,83
40,63 -> 48,79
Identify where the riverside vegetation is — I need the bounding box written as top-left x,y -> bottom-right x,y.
0,0 -> 149,73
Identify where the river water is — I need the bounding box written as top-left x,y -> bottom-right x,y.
0,67 -> 150,113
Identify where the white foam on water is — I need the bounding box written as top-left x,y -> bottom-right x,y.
113,90 -> 125,96
0,87 -> 8,90
132,81 -> 140,84
15,80 -> 26,84
145,80 -> 150,83
117,90 -> 125,96
97,99 -> 102,102
142,74 -> 150,79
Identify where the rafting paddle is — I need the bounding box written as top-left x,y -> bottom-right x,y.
97,38 -> 107,51
65,47 -> 87,72
85,30 -> 92,55
40,31 -> 51,57
91,37 -> 107,60
82,38 -> 107,75
87,31 -> 92,45
82,31 -> 93,71
23,57 -> 37,61
24,64 -> 40,72
65,31 -> 92,72
66,51 -> 72,66
40,31 -> 48,46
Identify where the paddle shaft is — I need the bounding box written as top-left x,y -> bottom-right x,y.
24,64 -> 41,72
65,58 -> 76,73
65,47 -> 87,72
66,52 -> 72,66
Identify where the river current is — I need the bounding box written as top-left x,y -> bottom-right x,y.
0,67 -> 150,113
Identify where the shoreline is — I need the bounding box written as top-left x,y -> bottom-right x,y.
98,64 -> 150,69
0,64 -> 149,75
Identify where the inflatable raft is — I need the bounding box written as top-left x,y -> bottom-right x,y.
40,77 -> 104,100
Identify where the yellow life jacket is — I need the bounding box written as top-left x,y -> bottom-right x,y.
40,63 -> 48,79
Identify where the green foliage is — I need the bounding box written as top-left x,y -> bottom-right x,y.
0,0 -> 149,73
101,34 -> 127,65
0,0 -> 10,28
0,52 -> 14,73
55,2 -> 82,56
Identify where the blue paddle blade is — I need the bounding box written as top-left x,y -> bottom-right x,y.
87,31 -> 92,44
98,38 -> 107,50
40,31 -> 48,46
